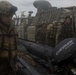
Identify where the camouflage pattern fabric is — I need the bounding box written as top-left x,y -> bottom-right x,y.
0,23 -> 18,75
0,1 -> 12,14
35,28 -> 47,44
0,1 -> 17,15
56,23 -> 73,44
47,24 -> 58,47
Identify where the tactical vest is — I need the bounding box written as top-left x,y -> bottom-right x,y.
47,25 -> 58,47
0,24 -> 18,75
49,25 -> 58,39
57,23 -> 73,43
61,24 -> 73,38
0,26 -> 17,61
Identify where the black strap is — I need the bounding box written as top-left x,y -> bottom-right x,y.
0,28 -> 4,54
0,27 -> 17,52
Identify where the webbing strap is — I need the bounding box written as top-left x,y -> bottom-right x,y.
0,28 -> 4,54
0,27 -> 17,53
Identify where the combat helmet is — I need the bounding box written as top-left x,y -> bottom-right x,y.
0,1 -> 17,15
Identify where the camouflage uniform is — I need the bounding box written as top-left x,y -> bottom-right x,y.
47,21 -> 58,47
0,1 -> 18,75
0,23 -> 18,75
35,28 -> 47,44
56,17 -> 73,44
35,24 -> 47,44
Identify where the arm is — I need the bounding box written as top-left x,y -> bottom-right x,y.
56,25 -> 62,45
